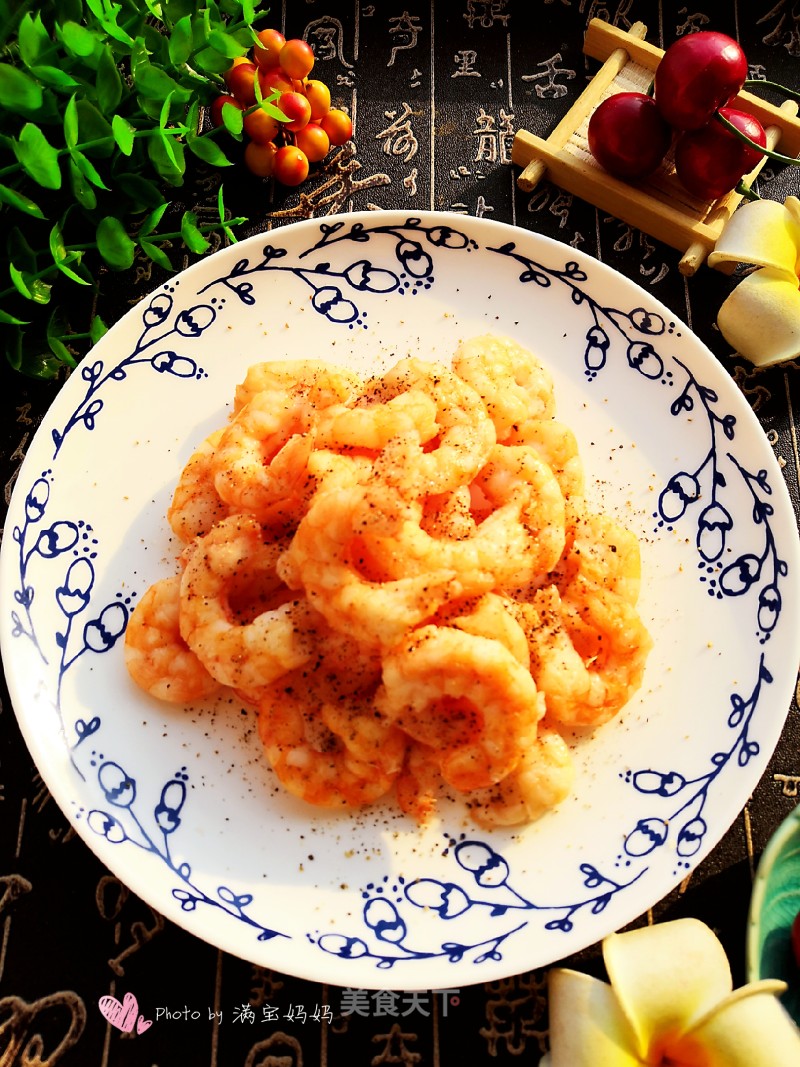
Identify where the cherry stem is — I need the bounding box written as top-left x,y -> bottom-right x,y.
735,180 -> 761,202
743,78 -> 800,105
714,110 -> 800,166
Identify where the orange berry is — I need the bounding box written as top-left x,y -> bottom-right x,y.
244,139 -> 279,178
294,122 -> 330,162
253,27 -> 286,70
225,60 -> 258,106
303,78 -> 331,120
320,108 -> 352,145
243,107 -> 280,145
272,144 -> 309,186
279,38 -> 315,80
258,65 -> 295,99
277,90 -> 312,132
210,94 -> 244,128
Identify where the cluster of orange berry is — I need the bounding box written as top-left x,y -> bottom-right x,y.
212,28 -> 353,185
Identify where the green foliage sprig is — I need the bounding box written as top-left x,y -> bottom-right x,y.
0,0 -> 271,379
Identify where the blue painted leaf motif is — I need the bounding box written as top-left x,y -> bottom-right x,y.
632,769 -> 686,796
87,809 -> 127,842
721,414 -> 736,440
364,897 -> 407,943
658,473 -> 701,523
442,941 -> 467,962
83,601 -> 128,652
404,879 -> 471,918
455,841 -> 510,887
317,933 -> 370,959
545,917 -> 573,932
719,554 -> 762,597
36,521 -> 79,558
592,894 -> 611,914
25,477 -> 50,521
428,225 -> 469,249
55,557 -> 94,617
579,864 -> 605,889
696,503 -> 733,563
218,886 -> 254,908
624,818 -> 669,857
174,889 -> 200,911
474,946 -> 503,963
154,778 -> 187,833
630,307 -> 666,335
677,818 -> 706,857
738,739 -> 760,766
233,282 -> 255,304
230,258 -> 250,276
98,761 -> 136,808
74,716 -> 101,743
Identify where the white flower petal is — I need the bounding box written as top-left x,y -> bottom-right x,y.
546,968 -> 642,1067
709,198 -> 800,280
602,919 -> 732,1060
669,980 -> 800,1066
717,267 -> 800,367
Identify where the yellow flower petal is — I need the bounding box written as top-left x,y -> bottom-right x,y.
545,968 -> 643,1067
717,267 -> 800,367
602,919 -> 732,1060
709,198 -> 800,281
668,980 -> 800,1066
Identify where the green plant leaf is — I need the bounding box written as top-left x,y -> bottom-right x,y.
0,308 -> 31,326
220,100 -> 244,136
70,148 -> 110,190
96,45 -> 123,112
165,0 -> 195,20
139,238 -> 173,271
28,64 -> 81,91
9,262 -> 52,304
89,314 -> 109,343
134,59 -> 190,104
207,27 -> 247,59
0,182 -> 45,219
49,223 -> 90,285
64,94 -> 80,149
96,215 -> 136,270
180,210 -> 211,254
168,14 -> 193,65
18,12 -> 51,67
68,154 -> 98,209
15,124 -> 62,190
147,129 -> 185,185
139,201 -> 170,236
59,20 -> 101,59
111,113 -> 136,155
194,46 -> 235,75
0,63 -> 44,112
76,99 -> 115,155
187,132 -> 233,167
115,172 -> 165,209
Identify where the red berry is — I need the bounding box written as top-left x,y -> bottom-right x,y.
674,107 -> 766,201
655,31 -> 748,131
272,145 -> 310,186
587,92 -> 672,180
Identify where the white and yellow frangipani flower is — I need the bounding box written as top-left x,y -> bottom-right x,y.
708,195 -> 800,368
540,917 -> 800,1066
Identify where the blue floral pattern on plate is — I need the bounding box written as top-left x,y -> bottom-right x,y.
2,212 -> 798,989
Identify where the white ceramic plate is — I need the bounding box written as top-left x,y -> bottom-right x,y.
3,211 -> 798,991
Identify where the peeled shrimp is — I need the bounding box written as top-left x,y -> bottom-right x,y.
521,580 -> 652,727
467,724 -> 575,828
376,357 -> 496,494
376,625 -> 545,792
277,483 -> 463,649
256,621 -> 405,807
452,334 -> 555,439
124,576 -> 221,703
167,429 -> 231,543
315,389 -> 439,451
553,504 -> 644,607
506,418 -> 586,501
233,359 -> 361,414
179,515 -> 312,691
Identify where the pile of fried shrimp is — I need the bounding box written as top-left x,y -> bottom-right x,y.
124,334 -> 652,828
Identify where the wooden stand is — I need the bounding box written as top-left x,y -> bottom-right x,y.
512,20 -> 800,276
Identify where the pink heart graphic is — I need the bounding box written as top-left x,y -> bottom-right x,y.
98,992 -> 138,1033
136,1015 -> 153,1035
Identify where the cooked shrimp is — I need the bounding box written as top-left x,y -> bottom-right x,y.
179,515 -> 313,690
375,357 -> 496,494
438,592 -> 531,669
506,418 -> 586,501
467,724 -> 575,828
452,334 -> 555,439
395,741 -> 445,824
256,639 -> 406,807
361,440 -> 566,593
167,430 -> 231,543
521,580 -> 652,727
315,389 -> 439,451
277,483 -> 463,649
376,625 -> 545,792
124,576 -> 222,703
552,504 -> 644,607
233,359 -> 361,414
